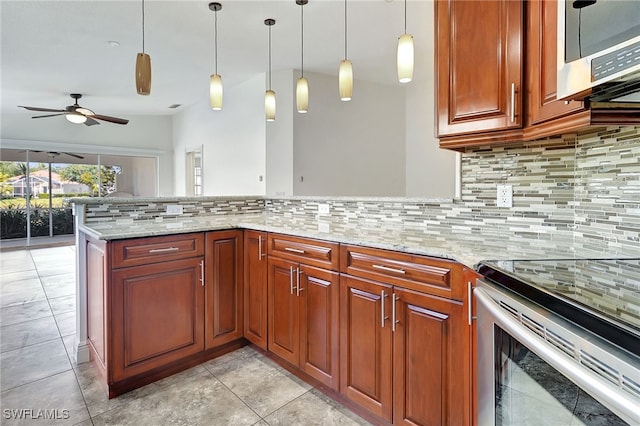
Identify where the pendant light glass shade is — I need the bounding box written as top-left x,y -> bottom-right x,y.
339,0 -> 352,101
397,34 -> 414,83
339,59 -> 353,101
209,2 -> 223,110
265,18 -> 276,121
296,77 -> 309,113
265,89 -> 276,121
210,74 -> 223,110
136,53 -> 151,95
135,0 -> 151,95
66,113 -> 87,124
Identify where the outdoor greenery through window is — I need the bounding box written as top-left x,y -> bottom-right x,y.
0,149 -> 129,241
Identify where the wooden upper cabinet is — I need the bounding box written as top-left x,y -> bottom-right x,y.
526,0 -> 585,128
436,0 -> 523,142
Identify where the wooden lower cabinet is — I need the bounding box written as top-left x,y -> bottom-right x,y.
268,256 -> 340,389
111,257 -> 205,382
243,230 -> 268,350
339,274 -> 394,422
340,268 -> 470,425
205,230 -> 243,349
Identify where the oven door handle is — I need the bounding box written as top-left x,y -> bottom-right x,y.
474,287 -> 639,425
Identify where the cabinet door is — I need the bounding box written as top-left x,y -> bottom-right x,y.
205,230 -> 243,350
436,0 -> 523,137
393,287 -> 469,426
268,257 -> 300,366
299,265 -> 339,390
339,275 -> 393,422
527,0 -> 584,126
86,236 -> 108,375
243,230 -> 268,350
111,257 -> 205,382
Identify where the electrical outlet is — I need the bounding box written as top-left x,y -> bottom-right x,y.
318,204 -> 330,215
496,185 -> 513,208
318,222 -> 330,233
166,204 -> 184,215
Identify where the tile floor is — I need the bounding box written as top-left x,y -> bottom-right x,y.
0,245 -> 370,425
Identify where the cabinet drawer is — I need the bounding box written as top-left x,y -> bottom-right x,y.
268,234 -> 339,271
111,233 -> 205,269
340,244 -> 465,300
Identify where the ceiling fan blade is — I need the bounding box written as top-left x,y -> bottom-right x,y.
90,114 -> 129,125
19,106 -> 67,113
32,113 -> 66,119
63,152 -> 85,159
83,117 -> 101,126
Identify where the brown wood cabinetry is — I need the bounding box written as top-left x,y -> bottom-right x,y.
436,0 -> 523,143
267,234 -> 340,389
111,257 -> 205,382
205,230 -> 243,349
436,0 -> 640,149
85,231 -> 246,398
243,230 -> 268,350
340,244 -> 472,426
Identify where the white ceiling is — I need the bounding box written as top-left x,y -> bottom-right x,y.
1,0 -> 433,121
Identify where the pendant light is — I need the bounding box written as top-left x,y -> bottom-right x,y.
265,18 -> 276,121
339,0 -> 353,101
135,0 -> 151,95
296,0 -> 309,113
209,2 -> 223,110
397,0 -> 414,83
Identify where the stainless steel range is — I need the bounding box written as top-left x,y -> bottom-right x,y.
475,259 -> 640,426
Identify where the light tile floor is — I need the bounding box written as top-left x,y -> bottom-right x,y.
0,245 -> 370,426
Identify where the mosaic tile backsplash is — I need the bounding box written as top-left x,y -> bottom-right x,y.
82,125 -> 640,255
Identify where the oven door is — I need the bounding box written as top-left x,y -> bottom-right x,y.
475,279 -> 639,426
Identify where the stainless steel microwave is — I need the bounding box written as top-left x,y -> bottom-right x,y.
557,0 -> 640,104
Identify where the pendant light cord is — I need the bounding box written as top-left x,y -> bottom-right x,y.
268,24 -> 272,89
344,0 -> 348,60
214,9 -> 218,74
301,4 -> 304,77
404,0 -> 407,34
141,0 -> 145,54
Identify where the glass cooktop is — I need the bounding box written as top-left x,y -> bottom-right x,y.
477,258 -> 640,357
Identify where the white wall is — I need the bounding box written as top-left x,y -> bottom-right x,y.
172,74 -> 266,196
265,69 -> 295,196
0,113 -> 173,196
292,71 -> 405,196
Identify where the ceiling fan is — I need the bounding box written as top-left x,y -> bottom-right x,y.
18,94 -> 129,126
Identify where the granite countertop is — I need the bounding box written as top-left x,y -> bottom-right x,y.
79,213 -> 640,269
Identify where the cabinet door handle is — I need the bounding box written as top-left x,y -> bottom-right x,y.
510,82 -> 516,123
468,281 -> 476,326
289,266 -> 295,295
258,235 -> 264,260
284,247 -> 305,254
373,264 -> 406,275
200,260 -> 204,286
381,290 -> 389,328
149,246 -> 179,253
296,267 -> 304,296
392,293 -> 399,332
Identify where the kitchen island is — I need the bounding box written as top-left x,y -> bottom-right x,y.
71,196 -> 640,426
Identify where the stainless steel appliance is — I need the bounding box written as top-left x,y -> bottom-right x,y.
557,0 -> 640,104
475,259 -> 640,426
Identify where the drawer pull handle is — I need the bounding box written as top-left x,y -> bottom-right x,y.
373,264 -> 406,275
284,247 -> 305,254
148,247 -> 180,253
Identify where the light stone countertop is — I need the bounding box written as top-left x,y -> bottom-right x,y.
78,213 -> 640,269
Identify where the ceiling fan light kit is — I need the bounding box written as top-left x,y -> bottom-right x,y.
18,93 -> 129,126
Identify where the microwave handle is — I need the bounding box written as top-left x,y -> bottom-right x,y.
474,287 -> 639,425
